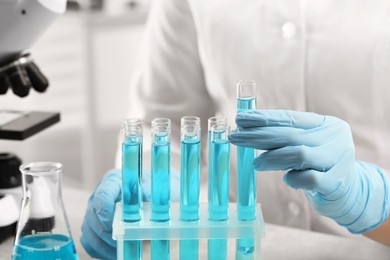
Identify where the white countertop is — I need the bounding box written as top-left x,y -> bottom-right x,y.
1,187 -> 389,259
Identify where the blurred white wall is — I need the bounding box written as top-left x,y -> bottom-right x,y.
0,10 -> 147,190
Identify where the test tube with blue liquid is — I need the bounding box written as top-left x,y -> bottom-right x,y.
180,116 -> 201,260
122,118 -> 143,260
208,118 -> 230,260
151,118 -> 171,260
236,80 -> 257,259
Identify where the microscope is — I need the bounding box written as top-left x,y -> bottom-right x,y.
0,0 -> 66,242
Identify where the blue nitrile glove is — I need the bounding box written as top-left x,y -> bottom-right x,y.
229,110 -> 390,234
80,170 -> 121,260
81,169 -> 181,259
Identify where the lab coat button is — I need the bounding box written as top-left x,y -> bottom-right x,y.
282,22 -> 297,39
288,201 -> 301,216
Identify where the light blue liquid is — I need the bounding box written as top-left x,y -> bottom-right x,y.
152,240 -> 170,260
122,140 -> 142,222
180,240 -> 198,260
151,138 -> 170,260
12,234 -> 78,260
180,137 -> 200,260
180,138 -> 201,221
122,139 -> 142,260
209,137 -> 230,220
151,140 -> 170,221
124,240 -> 141,260
208,240 -> 227,260
208,136 -> 230,260
237,97 -> 256,259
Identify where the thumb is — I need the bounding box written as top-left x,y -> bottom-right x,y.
283,169 -> 326,193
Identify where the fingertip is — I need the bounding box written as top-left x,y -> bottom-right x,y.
227,129 -> 242,144
236,110 -> 262,127
283,172 -> 296,189
283,170 -> 320,191
253,156 -> 265,171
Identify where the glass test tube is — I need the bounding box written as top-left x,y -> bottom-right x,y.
236,80 -> 257,259
151,118 -> 171,260
208,118 -> 230,260
122,118 -> 142,260
180,116 -> 201,260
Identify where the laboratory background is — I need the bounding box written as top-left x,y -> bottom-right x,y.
0,0 -> 149,258
1,0 -> 390,259
0,0 -> 147,190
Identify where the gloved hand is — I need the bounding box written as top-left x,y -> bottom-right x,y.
229,110 -> 390,234
80,170 -> 121,260
81,168 -> 181,259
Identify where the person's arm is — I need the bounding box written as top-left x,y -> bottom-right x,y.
364,213 -> 390,246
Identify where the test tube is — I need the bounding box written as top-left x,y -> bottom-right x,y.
236,80 -> 257,259
180,116 -> 201,260
208,118 -> 230,260
122,118 -> 143,260
207,117 -> 228,215
151,118 -> 171,260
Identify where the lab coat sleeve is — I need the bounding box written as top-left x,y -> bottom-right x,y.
115,0 -> 216,172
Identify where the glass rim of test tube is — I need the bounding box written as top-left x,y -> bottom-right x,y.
207,116 -> 228,131
237,80 -> 256,99
210,122 -> 230,134
181,116 -> 200,126
151,117 -> 171,127
181,116 -> 201,139
151,118 -> 171,138
123,118 -> 143,139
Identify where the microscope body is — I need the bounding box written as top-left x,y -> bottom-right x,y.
0,0 -> 66,242
0,0 -> 66,97
0,0 -> 66,64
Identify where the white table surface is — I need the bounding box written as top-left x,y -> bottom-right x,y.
1,187 -> 389,259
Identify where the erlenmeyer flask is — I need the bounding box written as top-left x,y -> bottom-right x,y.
12,162 -> 78,260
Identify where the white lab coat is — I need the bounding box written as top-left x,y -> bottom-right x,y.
116,0 -> 390,237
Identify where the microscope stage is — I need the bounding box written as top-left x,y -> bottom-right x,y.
0,110 -> 60,140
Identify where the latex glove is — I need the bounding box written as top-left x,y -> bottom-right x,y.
229,110 -> 390,234
80,170 -> 121,260
81,169 -> 181,259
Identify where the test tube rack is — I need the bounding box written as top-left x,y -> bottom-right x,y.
112,202 -> 265,259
